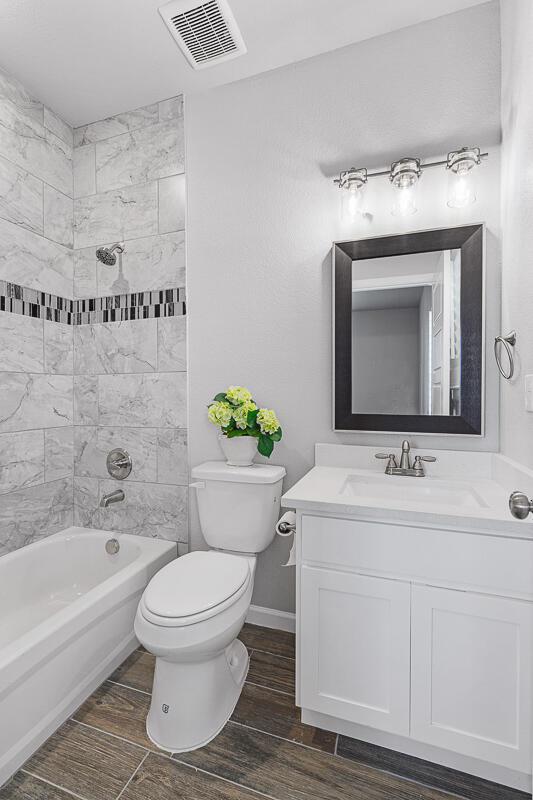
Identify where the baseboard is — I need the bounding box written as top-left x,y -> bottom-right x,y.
246,604 -> 296,633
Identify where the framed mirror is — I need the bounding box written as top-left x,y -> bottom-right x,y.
333,224 -> 484,434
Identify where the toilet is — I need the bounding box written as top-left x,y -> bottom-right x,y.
134,460 -> 286,753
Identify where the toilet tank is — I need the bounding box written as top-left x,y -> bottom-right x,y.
191,461 -> 286,554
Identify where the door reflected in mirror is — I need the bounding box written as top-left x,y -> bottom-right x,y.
351,249 -> 461,417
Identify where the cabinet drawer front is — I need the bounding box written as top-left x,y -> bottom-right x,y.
301,515 -> 533,598
300,566 -> 411,736
411,585 -> 533,772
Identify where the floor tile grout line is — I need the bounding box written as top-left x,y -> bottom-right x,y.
246,646 -> 295,663
107,679 -> 152,697
244,680 -> 294,697
115,751 -> 149,800
21,769 -> 92,800
228,719 -> 334,755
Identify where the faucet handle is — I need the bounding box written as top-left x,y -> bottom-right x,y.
375,453 -> 398,471
417,455 -> 437,462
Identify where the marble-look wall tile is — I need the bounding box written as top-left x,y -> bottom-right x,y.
0,373 -> 73,433
159,96 -> 183,122
73,476 -> 100,528
0,477 -> 73,555
74,425 -> 157,482
0,216 -> 73,296
44,322 -> 74,374
0,311 -> 44,373
44,107 -> 73,147
158,173 -> 185,234
74,319 -> 157,375
0,69 -> 43,124
0,94 -> 72,196
74,247 -> 98,298
74,104 -> 159,147
0,429 -> 44,495
157,315 -> 186,371
73,144 -> 96,199
44,184 -> 73,248
0,154 -> 43,235
44,426 -> 73,481
98,372 -> 187,428
74,375 -> 98,425
92,478 -> 187,541
96,230 -> 185,295
73,182 -> 158,248
157,428 -> 187,485
95,120 -> 184,193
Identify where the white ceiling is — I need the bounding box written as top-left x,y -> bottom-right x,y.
0,0 -> 490,126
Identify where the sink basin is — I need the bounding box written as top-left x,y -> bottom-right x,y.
341,474 -> 488,509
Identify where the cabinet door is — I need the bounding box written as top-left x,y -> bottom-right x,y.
411,585 -> 533,772
300,566 -> 411,735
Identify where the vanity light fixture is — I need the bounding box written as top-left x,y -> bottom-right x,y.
390,157 -> 421,217
335,167 -> 368,221
334,147 -> 487,220
446,146 -> 481,208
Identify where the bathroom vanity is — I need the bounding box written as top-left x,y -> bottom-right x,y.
282,444 -> 533,792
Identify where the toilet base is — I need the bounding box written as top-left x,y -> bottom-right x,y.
145,638 -> 249,753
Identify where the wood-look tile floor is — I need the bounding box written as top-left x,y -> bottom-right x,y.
0,624 -> 528,800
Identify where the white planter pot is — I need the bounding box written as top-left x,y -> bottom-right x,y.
218,435 -> 257,466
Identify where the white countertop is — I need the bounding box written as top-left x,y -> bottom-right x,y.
281,444 -> 533,539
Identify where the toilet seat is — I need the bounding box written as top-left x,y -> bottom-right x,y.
139,551 -> 251,628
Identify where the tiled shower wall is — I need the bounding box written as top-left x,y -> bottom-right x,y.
0,64 -> 188,556
0,68 -> 74,556
71,98 -> 188,547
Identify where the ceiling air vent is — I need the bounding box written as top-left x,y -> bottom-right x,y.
159,0 -> 247,70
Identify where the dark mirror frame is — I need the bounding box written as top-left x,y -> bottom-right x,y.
333,224 -> 484,435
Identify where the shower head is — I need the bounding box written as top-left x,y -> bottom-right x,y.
96,242 -> 124,266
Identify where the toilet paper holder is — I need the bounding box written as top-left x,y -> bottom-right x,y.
277,520 -> 295,534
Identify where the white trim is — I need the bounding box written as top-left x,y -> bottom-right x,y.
246,604 -> 295,633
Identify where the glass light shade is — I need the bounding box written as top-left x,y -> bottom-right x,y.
391,183 -> 418,216
447,163 -> 476,208
341,181 -> 367,221
390,158 -> 420,217
338,168 -> 368,222
447,147 -> 480,208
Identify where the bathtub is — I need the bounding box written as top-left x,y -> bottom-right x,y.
0,526 -> 176,787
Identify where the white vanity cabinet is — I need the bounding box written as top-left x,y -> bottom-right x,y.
296,512 -> 533,787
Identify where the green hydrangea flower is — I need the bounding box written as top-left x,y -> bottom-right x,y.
257,408 -> 280,435
226,385 -> 253,405
233,400 -> 257,430
208,401 -> 233,428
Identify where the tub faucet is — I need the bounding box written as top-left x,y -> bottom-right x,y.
100,489 -> 125,507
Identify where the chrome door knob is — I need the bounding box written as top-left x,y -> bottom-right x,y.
509,491 -> 533,520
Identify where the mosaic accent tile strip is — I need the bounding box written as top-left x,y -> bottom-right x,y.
0,280 -> 186,325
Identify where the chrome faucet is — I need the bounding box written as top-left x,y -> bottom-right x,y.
375,440 -> 436,477
100,489 -> 125,507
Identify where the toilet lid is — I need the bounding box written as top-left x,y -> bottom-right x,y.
143,551 -> 250,620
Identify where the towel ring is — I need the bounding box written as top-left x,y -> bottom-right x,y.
494,331 -> 516,380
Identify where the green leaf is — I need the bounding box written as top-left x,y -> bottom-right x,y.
270,427 -> 282,442
213,393 -> 227,403
258,434 -> 274,458
226,428 -> 248,438
247,408 -> 259,428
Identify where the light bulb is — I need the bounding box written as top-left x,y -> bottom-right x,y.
391,183 -> 417,217
447,147 -> 480,208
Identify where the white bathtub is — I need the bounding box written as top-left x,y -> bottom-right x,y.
0,526 -> 176,787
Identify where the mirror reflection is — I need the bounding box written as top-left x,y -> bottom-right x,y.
351,250 -> 462,416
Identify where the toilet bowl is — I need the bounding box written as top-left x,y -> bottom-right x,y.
134,460 -> 286,753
